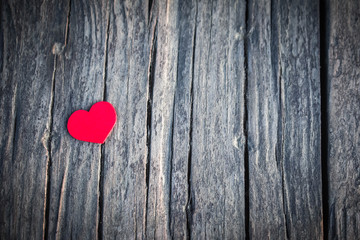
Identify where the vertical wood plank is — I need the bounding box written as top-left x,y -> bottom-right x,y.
328,0 -> 360,238
279,0 -> 322,238
101,0 -> 150,238
190,0 -> 246,238
47,0 -> 108,239
169,0 -> 197,238
247,0 -> 322,238
0,1 -> 67,239
145,0 -> 180,238
247,0 -> 286,237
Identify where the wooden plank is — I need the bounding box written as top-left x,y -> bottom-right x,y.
101,0 -> 150,239
327,0 -> 360,238
46,0 -> 108,239
0,1 -> 67,239
168,1 -> 197,238
278,0 -> 322,238
189,0 -> 247,238
247,0 -> 322,238
145,0 -> 180,238
247,1 -> 286,238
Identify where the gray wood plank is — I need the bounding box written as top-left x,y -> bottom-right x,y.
247,0 -> 322,238
0,1 -> 67,239
145,0 -> 180,238
247,0 -> 286,238
169,0 -> 197,239
190,0 -> 246,238
101,0 -> 150,239
47,0 -> 108,239
327,0 -> 360,238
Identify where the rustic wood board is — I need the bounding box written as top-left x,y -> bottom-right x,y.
247,0 -> 322,238
327,0 -> 360,238
101,0 -> 150,239
46,0 -> 108,239
0,0 -> 67,239
188,0 -> 247,238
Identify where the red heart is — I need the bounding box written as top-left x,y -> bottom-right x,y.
67,101 -> 117,143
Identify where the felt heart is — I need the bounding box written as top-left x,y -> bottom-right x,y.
67,101 -> 117,144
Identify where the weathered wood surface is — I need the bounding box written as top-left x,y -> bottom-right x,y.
1,0 -> 360,239
247,0 -> 322,238
103,0 -> 150,238
181,1 -> 247,238
327,0 -> 360,238
0,0 -> 67,239
47,0 -> 108,239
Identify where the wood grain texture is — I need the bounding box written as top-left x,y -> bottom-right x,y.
327,0 -> 360,238
47,0 -> 108,239
247,0 -> 287,237
189,0 -> 246,238
247,0 -> 322,238
2,0 -> 360,239
145,0 -> 180,238
0,0 -> 67,239
101,0 -> 150,238
278,0 -> 322,238
168,1 -> 197,238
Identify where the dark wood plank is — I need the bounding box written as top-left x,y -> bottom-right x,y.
0,1 -> 67,239
278,0 -> 323,238
247,0 -> 287,237
101,0 -> 150,238
47,0 -> 108,239
327,0 -> 360,238
247,0 -> 322,238
189,0 -> 247,238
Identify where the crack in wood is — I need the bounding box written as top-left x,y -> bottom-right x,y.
43,1 -> 71,238
168,93 -> 176,239
97,4 -> 111,240
10,81 -> 18,170
244,0 -> 250,239
97,144 -> 105,240
148,0 -> 154,25
270,0 -> 290,238
102,3 -> 110,101
64,0 -> 72,47
42,54 -> 57,240
319,0 -> 330,239
55,165 -> 68,239
278,63 -> 290,240
270,0 -> 282,170
144,20 -> 157,239
185,5 -> 197,239
10,112 -> 18,172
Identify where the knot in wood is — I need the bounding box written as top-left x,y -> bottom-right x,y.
52,42 -> 64,55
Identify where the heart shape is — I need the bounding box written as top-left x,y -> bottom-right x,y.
67,101 -> 117,143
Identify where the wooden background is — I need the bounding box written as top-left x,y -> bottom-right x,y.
1,0 -> 359,239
